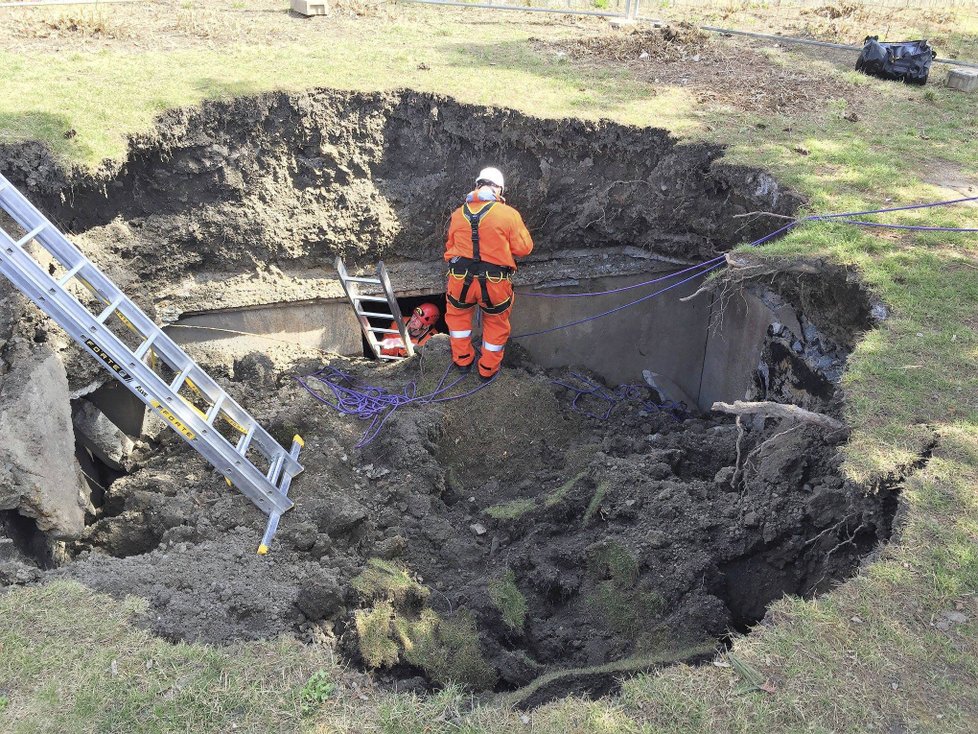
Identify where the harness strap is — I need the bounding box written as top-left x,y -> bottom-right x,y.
462,201 -> 495,263
447,290 -> 476,310
481,296 -> 512,315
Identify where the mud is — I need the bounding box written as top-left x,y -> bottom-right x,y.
0,89 -> 906,700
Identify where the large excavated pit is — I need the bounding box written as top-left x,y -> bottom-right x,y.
0,89 -> 907,702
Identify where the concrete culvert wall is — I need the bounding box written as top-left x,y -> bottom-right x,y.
0,89 -> 909,703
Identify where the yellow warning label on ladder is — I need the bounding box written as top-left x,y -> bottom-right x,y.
150,399 -> 196,440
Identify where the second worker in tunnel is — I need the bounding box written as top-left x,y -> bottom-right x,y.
444,167 -> 534,379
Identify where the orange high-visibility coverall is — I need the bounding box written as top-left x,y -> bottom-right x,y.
444,190 -> 533,378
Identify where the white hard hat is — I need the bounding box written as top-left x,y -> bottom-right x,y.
476,167 -> 505,189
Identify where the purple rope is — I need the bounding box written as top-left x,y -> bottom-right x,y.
517,256 -> 727,298
512,260 -> 724,339
828,220 -> 978,233
514,195 -> 977,304
806,195 -> 978,219
551,372 -> 686,420
296,362 -> 497,448
510,194 -> 977,339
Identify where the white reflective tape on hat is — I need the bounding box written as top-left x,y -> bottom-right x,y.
450,330 -> 472,339
482,340 -> 505,352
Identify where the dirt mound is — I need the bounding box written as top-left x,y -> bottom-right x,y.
556,23 -> 714,64
538,26 -> 869,115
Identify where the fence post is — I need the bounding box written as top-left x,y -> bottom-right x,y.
629,0 -> 640,20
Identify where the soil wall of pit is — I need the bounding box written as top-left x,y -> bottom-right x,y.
0,88 -> 801,285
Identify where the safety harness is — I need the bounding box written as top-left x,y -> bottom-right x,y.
447,202 -> 513,315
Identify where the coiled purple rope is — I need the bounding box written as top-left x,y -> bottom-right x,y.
296,362 -> 497,448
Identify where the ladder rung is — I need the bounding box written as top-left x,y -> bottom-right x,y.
57,261 -> 86,287
356,310 -> 393,319
134,333 -> 158,360
266,454 -> 286,484
170,364 -> 193,392
371,327 -> 401,335
95,296 -> 124,324
237,424 -> 257,456
357,295 -> 389,303
205,394 -> 226,425
376,354 -> 402,361
15,224 -> 46,248
345,276 -> 382,285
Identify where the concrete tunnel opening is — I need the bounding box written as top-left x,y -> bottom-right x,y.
0,88 -> 909,701
164,259 -> 795,414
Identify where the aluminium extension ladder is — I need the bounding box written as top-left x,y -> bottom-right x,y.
0,173 -> 303,554
335,256 -> 414,361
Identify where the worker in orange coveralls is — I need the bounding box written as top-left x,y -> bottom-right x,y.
379,302 -> 441,357
444,167 -> 533,379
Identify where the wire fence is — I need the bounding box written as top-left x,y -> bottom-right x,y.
401,0 -> 978,64
652,0 -> 977,8
401,0 -> 650,20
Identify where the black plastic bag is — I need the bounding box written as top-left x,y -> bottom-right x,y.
856,37 -> 936,85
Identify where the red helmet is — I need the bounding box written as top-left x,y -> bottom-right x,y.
409,303 -> 440,330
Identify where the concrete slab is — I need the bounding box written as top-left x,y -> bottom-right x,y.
291,0 -> 328,16
947,69 -> 978,93
696,291 -> 774,411
166,298 -> 362,359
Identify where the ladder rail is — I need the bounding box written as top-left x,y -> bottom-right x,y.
0,174 -> 304,523
336,256 -> 416,361
0,226 -> 297,516
337,256 -> 386,360
378,261 -> 414,358
0,196 -> 301,479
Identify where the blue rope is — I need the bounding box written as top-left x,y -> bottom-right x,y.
828,220 -> 978,233
517,256 -> 727,299
510,194 -> 978,338
512,260 -> 724,339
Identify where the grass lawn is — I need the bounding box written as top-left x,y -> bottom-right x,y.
1,1 -> 977,731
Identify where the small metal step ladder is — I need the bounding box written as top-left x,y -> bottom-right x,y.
335,256 -> 414,361
0,173 -> 303,554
